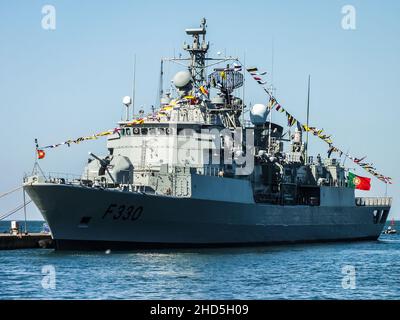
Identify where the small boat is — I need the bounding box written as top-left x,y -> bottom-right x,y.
383,219 -> 397,234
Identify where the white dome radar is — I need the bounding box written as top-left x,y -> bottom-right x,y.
122,96 -> 132,106
172,70 -> 193,88
250,104 -> 269,125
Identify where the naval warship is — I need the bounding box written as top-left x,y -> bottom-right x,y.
24,19 -> 392,250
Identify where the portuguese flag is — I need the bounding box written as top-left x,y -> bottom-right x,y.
37,149 -> 45,160
348,172 -> 371,191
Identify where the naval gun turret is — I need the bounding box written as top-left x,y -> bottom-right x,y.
82,153 -> 134,187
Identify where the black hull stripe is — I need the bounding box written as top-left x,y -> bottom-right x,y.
54,236 -> 379,251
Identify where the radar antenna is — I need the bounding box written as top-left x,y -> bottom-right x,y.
183,18 -> 209,84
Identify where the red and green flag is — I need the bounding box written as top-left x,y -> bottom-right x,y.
348,172 -> 371,191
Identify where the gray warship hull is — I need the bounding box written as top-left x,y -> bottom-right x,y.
25,183 -> 390,250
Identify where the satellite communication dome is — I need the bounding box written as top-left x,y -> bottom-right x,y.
122,96 -> 132,106
250,104 -> 269,125
173,70 -> 193,88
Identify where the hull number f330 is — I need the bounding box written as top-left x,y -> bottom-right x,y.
102,204 -> 143,221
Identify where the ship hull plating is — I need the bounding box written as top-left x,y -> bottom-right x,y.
25,184 -> 389,250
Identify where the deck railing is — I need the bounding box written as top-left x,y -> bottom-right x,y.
23,172 -> 81,185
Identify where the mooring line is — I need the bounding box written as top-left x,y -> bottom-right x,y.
0,186 -> 23,199
0,200 -> 33,221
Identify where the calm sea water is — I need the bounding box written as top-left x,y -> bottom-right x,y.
0,221 -> 399,300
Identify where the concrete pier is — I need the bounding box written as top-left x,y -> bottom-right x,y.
0,233 -> 53,250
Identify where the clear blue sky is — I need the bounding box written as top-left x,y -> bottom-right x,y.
0,0 -> 399,220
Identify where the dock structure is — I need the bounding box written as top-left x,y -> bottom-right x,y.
1,183 -> 54,250
0,233 -> 53,250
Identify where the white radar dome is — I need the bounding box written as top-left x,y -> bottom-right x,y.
173,70 -> 193,88
250,104 -> 269,125
122,96 -> 132,106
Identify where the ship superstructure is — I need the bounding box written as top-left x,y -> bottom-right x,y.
24,19 -> 392,250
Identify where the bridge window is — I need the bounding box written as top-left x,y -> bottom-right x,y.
148,128 -> 157,135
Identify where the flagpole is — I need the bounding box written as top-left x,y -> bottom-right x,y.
268,103 -> 273,154
242,51 -> 246,127
271,37 -> 274,88
158,59 -> 164,107
268,39 -> 275,155
342,148 -> 350,167
305,75 -> 311,164
33,139 -> 39,175
132,54 -> 136,118
385,182 -> 388,197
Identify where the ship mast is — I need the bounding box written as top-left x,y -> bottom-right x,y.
162,19 -> 240,93
158,59 -> 164,106
268,39 -> 276,155
305,75 -> 311,163
132,54 -> 136,116
183,17 -> 209,86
